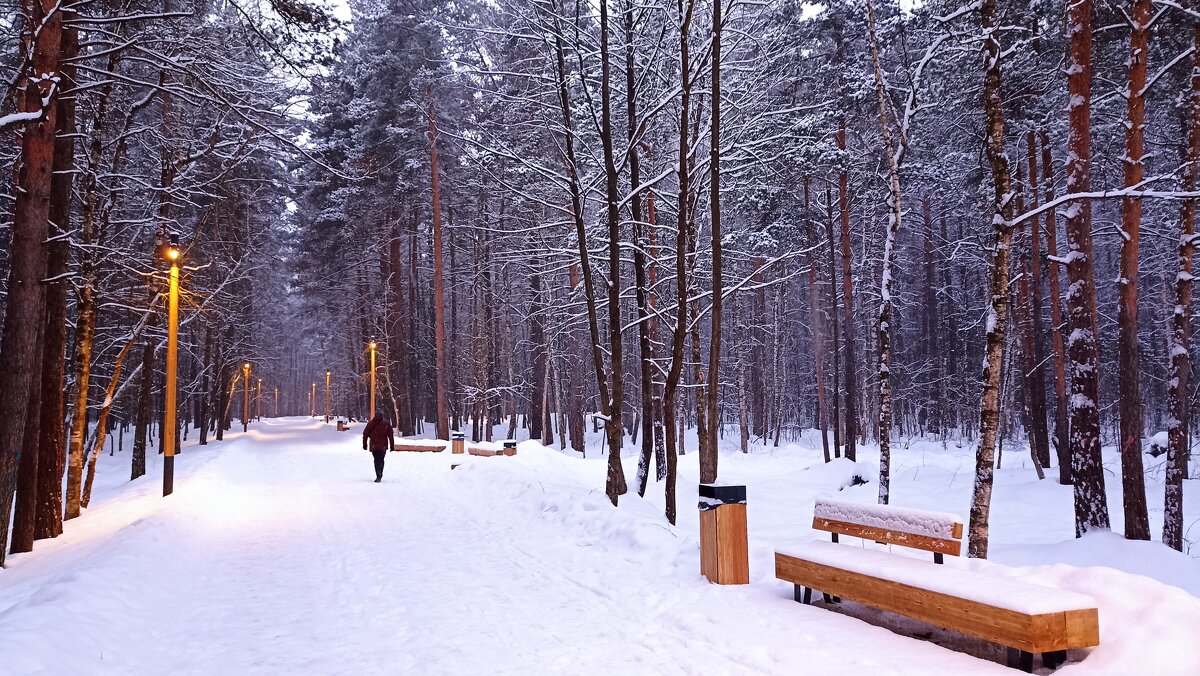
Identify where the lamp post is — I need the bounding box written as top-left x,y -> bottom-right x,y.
274,387 -> 279,418
242,363 -> 250,433
325,370 -> 331,423
162,235 -> 181,497
256,378 -> 262,421
369,339 -> 378,421
311,382 -> 317,417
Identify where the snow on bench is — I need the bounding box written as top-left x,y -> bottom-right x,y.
814,497 -> 962,541
812,497 -> 964,558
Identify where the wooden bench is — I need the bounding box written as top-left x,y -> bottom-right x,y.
467,440 -> 517,457
392,443 -> 444,453
774,498 -> 1099,672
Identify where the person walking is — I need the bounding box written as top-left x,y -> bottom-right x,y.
362,413 -> 395,482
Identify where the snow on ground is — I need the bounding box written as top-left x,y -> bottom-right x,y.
1,418 -> 1197,675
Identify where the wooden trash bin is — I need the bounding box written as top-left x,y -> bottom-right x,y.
336,420 -> 347,432
452,431 -> 465,454
699,484 -> 749,585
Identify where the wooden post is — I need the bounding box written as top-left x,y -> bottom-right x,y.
163,254 -> 179,496
699,484 -> 749,585
452,431 -> 465,454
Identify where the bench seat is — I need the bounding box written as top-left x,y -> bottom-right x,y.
776,541 -> 1100,655
392,444 -> 444,452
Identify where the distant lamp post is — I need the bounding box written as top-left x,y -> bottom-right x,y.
311,382 -> 317,417
256,378 -> 263,421
369,339 -> 378,421
162,234 -> 182,497
274,386 -> 279,418
325,370 -> 331,423
242,363 -> 251,433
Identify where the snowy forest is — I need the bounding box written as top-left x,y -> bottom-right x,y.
2,0 -> 1200,570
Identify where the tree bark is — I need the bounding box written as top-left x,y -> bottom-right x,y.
968,0 -> 1017,559
1164,23 -> 1200,552
1038,131 -> 1073,484
866,0 -> 900,504
598,0 -> 628,501
663,0 -> 697,524
703,0 -> 723,484
1115,0 -> 1152,541
837,120 -> 857,462
1063,0 -> 1111,536
0,0 -> 63,565
428,89 -> 450,441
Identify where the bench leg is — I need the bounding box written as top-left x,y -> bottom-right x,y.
1006,648 -> 1033,672
792,585 -> 814,605
1043,650 -> 1067,670
822,592 -> 833,604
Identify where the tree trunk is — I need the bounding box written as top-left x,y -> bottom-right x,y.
805,179 -> 830,462
1063,0 -> 1111,536
132,339 -> 155,480
1115,0 -> 1152,541
1164,24 -> 1200,552
1038,131 -> 1073,484
663,0 -> 697,524
597,0 -> 628,501
968,0 -> 1017,559
703,0 -> 724,484
428,89 -> 450,441
625,1 -> 657,497
0,0 -> 63,565
33,13 -> 77,542
866,0 -> 901,504
837,119 -> 858,462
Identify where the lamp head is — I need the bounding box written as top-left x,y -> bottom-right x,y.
162,233 -> 181,263
244,363 -> 250,370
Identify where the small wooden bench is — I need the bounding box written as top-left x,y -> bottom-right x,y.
392,443 -> 444,453
467,440 -> 517,457
775,498 -> 1099,672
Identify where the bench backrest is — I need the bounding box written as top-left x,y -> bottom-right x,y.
812,497 -> 964,557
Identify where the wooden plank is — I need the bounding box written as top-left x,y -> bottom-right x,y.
812,517 -> 962,557
700,508 -> 719,582
775,552 -> 1099,653
393,444 -> 443,453
715,504 -> 749,584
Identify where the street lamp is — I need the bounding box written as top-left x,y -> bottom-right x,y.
369,339 -> 378,421
256,378 -> 262,421
274,386 -> 279,418
311,382 -> 317,417
325,370 -> 331,423
162,234 -> 182,497
242,363 -> 251,433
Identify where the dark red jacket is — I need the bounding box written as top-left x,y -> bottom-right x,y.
363,415 -> 394,451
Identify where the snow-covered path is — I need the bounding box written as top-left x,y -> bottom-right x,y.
2,418 -> 1013,675
4,418 -> 1198,675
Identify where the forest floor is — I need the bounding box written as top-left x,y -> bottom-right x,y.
2,418 -> 1198,674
